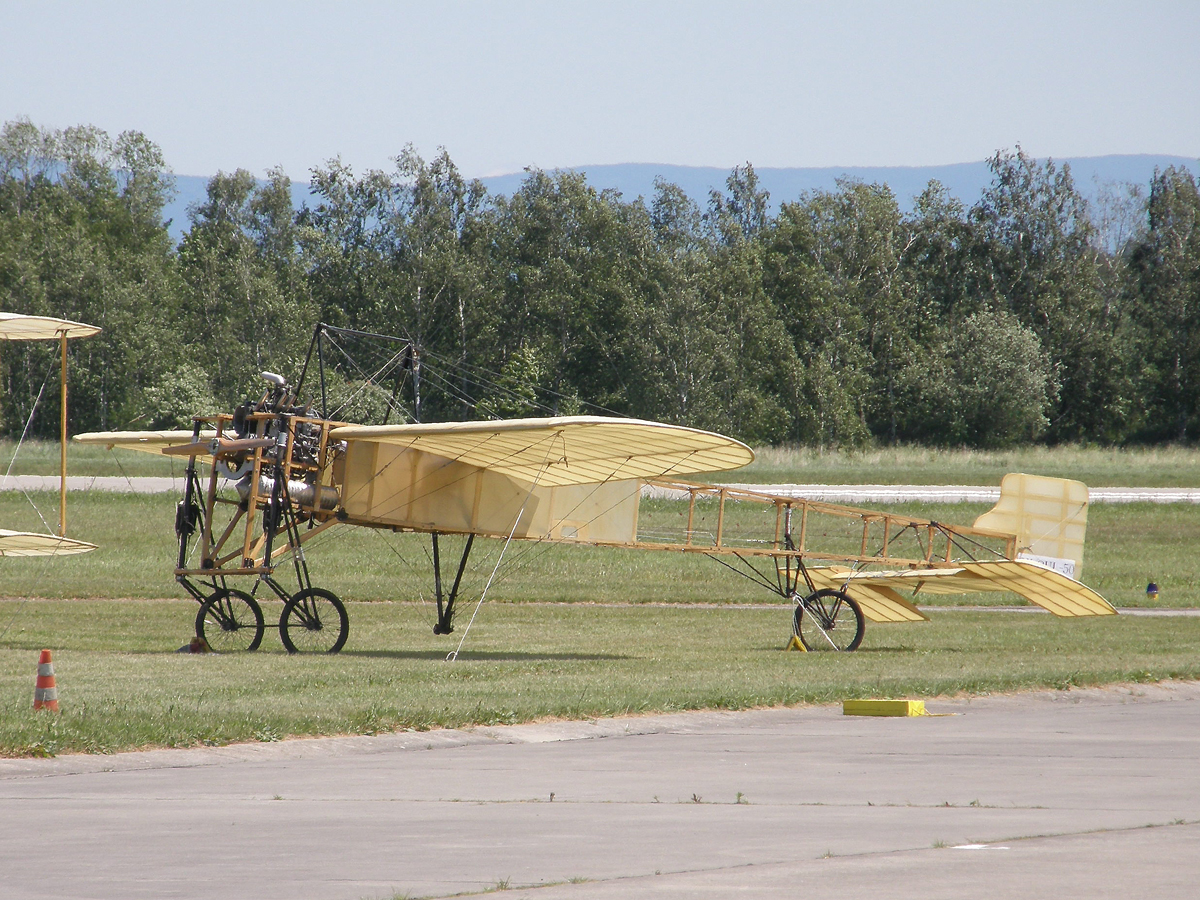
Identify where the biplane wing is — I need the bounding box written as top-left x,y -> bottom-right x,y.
804,560 -> 1117,622
0,530 -> 97,557
2,312 -> 100,547
0,313 -> 101,340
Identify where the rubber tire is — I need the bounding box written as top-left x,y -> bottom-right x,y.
279,588 -> 349,654
196,589 -> 265,652
793,588 -> 865,652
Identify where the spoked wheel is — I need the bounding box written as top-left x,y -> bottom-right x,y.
279,588 -> 349,654
793,588 -> 865,652
196,589 -> 265,652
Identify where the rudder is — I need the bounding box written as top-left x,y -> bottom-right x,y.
973,473 -> 1088,580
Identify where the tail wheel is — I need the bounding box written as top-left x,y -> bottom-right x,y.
793,588 -> 865,652
196,589 -> 265,652
280,588 -> 349,654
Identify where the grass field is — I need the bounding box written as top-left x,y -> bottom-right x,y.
0,491 -> 1196,607
8,439 -> 1200,485
3,601 -> 1199,758
2,439 -> 187,478
2,443 -> 1198,757
734,444 -> 1200,487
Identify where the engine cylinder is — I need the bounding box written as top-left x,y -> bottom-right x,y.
236,475 -> 339,511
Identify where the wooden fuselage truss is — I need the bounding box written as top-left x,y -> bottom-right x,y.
177,409 -> 1038,602
79,406 -> 1113,654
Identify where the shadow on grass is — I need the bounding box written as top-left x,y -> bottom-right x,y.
752,645 -> 960,654
851,646 -> 936,654
0,644 -> 631,661
339,649 -> 632,661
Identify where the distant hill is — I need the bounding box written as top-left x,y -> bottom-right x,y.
162,155 -> 1199,242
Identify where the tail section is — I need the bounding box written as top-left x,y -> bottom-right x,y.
973,474 -> 1089,580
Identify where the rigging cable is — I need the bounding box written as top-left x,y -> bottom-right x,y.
1,353 -> 60,535
446,449 -> 554,662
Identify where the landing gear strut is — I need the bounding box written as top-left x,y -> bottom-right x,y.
432,532 -> 475,634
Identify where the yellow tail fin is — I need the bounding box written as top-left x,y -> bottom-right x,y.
973,474 -> 1089,580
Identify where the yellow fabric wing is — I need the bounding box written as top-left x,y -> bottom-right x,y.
74,430 -> 218,456
801,567 -> 930,622
804,561 -> 1115,619
330,416 -> 754,488
0,530 -> 96,556
0,313 -> 101,340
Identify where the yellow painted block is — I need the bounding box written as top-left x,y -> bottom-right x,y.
843,699 -> 926,717
786,635 -> 807,652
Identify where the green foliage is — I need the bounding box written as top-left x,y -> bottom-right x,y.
474,345 -> 551,419
4,118 -> 1200,449
767,179 -> 915,445
177,167 -> 315,407
973,149 -> 1134,442
490,169 -> 641,416
622,182 -> 730,426
0,118 -> 181,435
895,312 -> 1054,447
138,362 -> 220,429
1130,167 -> 1200,441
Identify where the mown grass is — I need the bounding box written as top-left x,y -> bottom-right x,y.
3,602 -> 1198,757
2,439 -> 186,477
2,445 -> 1198,757
9,439 -> 1200,485
726,444 -> 1200,487
0,492 -> 1196,607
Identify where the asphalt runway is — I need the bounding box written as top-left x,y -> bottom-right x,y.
3,681 -> 1198,899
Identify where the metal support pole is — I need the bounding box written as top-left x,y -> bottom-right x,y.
59,330 -> 67,537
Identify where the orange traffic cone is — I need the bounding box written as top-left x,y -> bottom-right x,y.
33,649 -> 59,712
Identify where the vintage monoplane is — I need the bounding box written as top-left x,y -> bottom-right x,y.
1,313 -> 99,558
75,323 -> 1116,653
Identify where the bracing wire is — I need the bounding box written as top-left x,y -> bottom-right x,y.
319,331 -> 413,422
446,451 -> 555,661
305,324 -> 631,431
445,509 -> 524,662
418,345 -> 626,418
2,353 -> 61,535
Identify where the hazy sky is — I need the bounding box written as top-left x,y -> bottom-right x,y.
3,1 -> 1198,179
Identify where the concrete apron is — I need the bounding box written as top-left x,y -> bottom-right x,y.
2,681 -> 1199,900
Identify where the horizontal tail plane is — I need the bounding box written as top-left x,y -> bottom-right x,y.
801,474 -> 1112,621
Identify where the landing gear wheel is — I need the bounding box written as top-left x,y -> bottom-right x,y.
280,588 -> 349,654
196,589 -> 265,652
793,588 -> 864,652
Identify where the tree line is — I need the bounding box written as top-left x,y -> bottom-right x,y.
2,117 -> 1198,448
